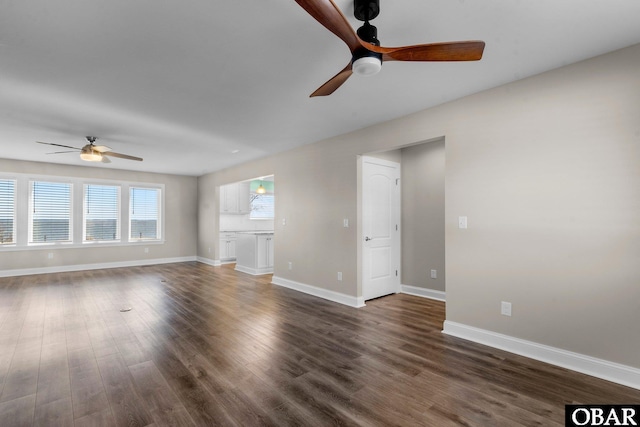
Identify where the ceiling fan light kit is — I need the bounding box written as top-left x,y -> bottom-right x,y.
295,0 -> 485,96
352,55 -> 382,76
79,149 -> 103,162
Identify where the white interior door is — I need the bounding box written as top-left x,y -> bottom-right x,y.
362,156 -> 400,300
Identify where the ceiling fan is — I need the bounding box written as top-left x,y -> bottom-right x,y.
36,136 -> 143,163
295,0 -> 486,96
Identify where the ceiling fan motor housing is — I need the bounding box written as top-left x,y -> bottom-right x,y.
354,0 -> 380,21
353,20 -> 382,76
356,21 -> 380,46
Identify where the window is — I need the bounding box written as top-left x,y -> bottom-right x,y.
249,179 -> 274,220
29,181 -> 72,243
0,179 -> 16,245
1,174 -> 164,251
130,187 -> 161,240
250,193 -> 275,219
84,184 -> 120,242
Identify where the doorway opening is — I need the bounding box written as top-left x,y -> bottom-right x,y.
359,138 -> 446,303
218,175 -> 275,275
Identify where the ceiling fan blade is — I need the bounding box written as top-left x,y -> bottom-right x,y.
100,155 -> 111,163
310,62 -> 354,97
36,141 -> 81,150
46,150 -> 78,154
93,145 -> 112,153
295,0 -> 362,53
366,40 -> 485,62
103,151 -> 143,162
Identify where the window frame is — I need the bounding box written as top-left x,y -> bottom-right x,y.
28,180 -> 74,246
0,178 -> 16,246
83,183 -> 121,244
249,192 -> 275,220
129,186 -> 162,242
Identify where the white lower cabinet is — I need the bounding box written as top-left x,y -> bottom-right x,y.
219,232 -> 237,262
256,235 -> 274,269
235,232 -> 274,275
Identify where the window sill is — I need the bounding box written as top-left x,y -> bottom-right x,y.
0,240 -> 165,252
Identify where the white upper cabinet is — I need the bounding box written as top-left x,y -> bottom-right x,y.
220,182 -> 250,214
237,182 -> 251,214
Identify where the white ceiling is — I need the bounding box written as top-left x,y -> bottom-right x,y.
1,0 -> 639,176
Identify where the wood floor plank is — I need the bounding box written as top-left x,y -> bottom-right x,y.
0,262 -> 638,427
96,352 -> 154,427
35,356 -> 71,407
127,360 -> 196,427
0,393 -> 36,427
67,347 -> 111,421
0,346 -> 41,403
73,407 -> 116,427
33,397 -> 73,427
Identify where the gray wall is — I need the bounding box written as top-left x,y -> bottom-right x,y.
401,139 -> 446,292
0,158 -> 198,272
198,43 -> 640,368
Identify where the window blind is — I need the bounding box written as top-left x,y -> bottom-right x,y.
130,187 -> 160,240
84,184 -> 120,242
30,181 -> 72,243
0,179 -> 16,244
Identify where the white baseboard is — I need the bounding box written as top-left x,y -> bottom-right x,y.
196,256 -> 221,267
235,265 -> 273,276
0,256 -> 198,278
271,276 -> 365,308
443,321 -> 640,391
401,284 -> 446,302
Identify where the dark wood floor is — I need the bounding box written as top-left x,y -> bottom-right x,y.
0,262 -> 638,426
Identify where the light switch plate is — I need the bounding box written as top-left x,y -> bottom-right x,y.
501,301 -> 512,316
458,216 -> 468,229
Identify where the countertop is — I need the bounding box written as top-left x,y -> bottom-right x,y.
235,231 -> 274,235
221,230 -> 274,235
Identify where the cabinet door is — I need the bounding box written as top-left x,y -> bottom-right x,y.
267,236 -> 274,267
227,239 -> 236,259
219,239 -> 229,259
220,184 -> 239,213
256,235 -> 269,268
237,182 -> 251,214
256,235 -> 274,268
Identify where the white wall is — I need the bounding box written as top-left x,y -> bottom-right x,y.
0,158 -> 198,274
198,43 -> 640,370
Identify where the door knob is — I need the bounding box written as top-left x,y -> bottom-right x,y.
365,236 -> 372,241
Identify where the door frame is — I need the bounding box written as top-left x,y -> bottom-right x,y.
357,155 -> 401,304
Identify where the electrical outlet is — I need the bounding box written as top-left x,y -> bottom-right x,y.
144,247 -> 149,254
430,269 -> 437,279
47,252 -> 53,259
288,262 -> 292,270
208,247 -> 211,253
337,272 -> 342,281
501,301 -> 512,317
282,218 -> 286,226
